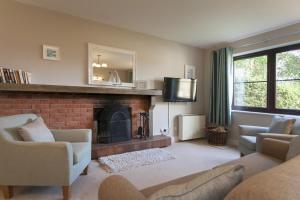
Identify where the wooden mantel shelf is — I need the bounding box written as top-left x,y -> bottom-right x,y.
0,83 -> 162,96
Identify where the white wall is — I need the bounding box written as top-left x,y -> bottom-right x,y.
203,22 -> 300,146
0,0 -> 205,140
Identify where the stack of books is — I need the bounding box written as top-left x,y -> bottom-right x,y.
0,67 -> 31,84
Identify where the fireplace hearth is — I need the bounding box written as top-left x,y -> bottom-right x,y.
94,105 -> 132,144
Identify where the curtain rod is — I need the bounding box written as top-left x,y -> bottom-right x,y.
234,30 -> 300,48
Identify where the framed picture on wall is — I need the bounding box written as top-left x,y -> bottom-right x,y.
43,45 -> 60,61
135,80 -> 148,89
184,65 -> 196,79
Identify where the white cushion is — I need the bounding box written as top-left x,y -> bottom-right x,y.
19,117 -> 55,142
268,116 -> 295,134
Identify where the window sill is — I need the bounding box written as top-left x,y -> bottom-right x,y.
231,110 -> 300,117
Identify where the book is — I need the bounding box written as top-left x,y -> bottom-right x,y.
26,72 -> 32,84
9,69 -> 16,83
3,69 -> 11,83
23,71 -> 27,84
14,70 -> 19,84
0,67 -> 5,83
0,67 -> 32,85
18,70 -> 24,84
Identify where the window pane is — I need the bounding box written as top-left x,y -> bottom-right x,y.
276,80 -> 300,110
234,55 -> 268,108
234,56 -> 267,82
234,82 -> 267,107
276,49 -> 300,80
276,49 -> 300,110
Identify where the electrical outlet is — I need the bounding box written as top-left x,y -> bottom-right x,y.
160,128 -> 169,134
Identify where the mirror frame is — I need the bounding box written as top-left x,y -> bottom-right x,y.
88,43 -> 136,87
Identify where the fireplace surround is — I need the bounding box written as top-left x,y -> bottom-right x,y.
0,91 -> 150,143
0,84 -> 171,158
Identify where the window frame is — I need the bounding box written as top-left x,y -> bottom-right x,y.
233,43 -> 300,115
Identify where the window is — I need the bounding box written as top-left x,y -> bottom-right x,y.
234,55 -> 267,108
276,49 -> 300,110
233,43 -> 300,114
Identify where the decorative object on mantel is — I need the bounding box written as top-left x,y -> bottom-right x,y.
184,64 -> 196,79
43,45 -> 60,61
108,70 -> 121,85
88,43 -> 136,87
0,67 -> 31,84
135,80 -> 148,89
206,126 -> 228,146
99,148 -> 175,173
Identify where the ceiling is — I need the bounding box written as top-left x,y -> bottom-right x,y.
16,0 -> 300,48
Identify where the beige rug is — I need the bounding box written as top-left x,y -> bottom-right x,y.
99,148 -> 176,172
0,140 -> 239,200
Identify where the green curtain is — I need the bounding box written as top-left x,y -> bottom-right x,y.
209,47 -> 233,128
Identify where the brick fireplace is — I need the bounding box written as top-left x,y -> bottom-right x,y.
0,84 -> 171,158
0,92 -> 150,143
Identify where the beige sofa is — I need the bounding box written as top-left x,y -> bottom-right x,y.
99,137 -> 298,200
0,114 -> 92,200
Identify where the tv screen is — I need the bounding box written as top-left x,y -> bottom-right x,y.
163,77 -> 197,102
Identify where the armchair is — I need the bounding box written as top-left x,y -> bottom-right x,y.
239,123 -> 299,156
0,114 -> 92,200
238,125 -> 269,156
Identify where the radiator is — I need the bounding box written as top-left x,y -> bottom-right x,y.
178,115 -> 206,141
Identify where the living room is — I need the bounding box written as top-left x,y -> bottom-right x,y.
1,0 -> 300,199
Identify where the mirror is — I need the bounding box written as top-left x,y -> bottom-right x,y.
88,43 -> 136,87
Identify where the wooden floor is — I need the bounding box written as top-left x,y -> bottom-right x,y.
92,135 -> 171,159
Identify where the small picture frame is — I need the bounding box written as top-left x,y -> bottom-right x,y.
184,65 -> 196,79
43,45 -> 60,61
135,80 -> 148,89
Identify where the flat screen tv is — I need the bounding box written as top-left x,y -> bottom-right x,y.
163,77 -> 197,102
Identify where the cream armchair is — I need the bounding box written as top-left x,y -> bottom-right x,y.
0,114 -> 92,200
238,125 -> 269,156
239,118 -> 300,156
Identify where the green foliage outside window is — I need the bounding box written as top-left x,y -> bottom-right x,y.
234,49 -> 300,110
276,50 -> 300,110
234,56 -> 267,108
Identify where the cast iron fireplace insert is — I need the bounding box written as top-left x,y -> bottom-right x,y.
94,105 -> 132,144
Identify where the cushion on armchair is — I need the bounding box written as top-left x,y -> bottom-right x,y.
268,116 -> 295,134
19,117 -> 55,142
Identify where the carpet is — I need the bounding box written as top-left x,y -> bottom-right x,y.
99,148 -> 176,172
1,141 -> 239,199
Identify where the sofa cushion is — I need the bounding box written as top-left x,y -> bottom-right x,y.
141,152 -> 281,197
223,152 -> 282,179
239,136 -> 256,150
147,165 -> 244,200
268,116 -> 295,134
225,155 -> 300,200
71,142 -> 90,164
19,117 -> 55,142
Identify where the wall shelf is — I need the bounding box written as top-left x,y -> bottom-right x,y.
0,83 -> 162,96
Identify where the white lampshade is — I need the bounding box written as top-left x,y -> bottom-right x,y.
92,62 -> 101,68
101,63 -> 108,68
